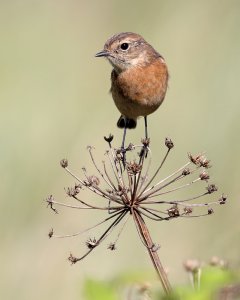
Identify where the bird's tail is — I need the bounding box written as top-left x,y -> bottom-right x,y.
117,115 -> 137,129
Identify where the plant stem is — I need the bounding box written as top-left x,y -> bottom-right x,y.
133,209 -> 172,294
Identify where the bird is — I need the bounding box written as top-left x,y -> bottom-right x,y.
95,32 -> 168,151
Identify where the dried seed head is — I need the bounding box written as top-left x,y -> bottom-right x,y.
46,195 -> 54,204
86,238 -> 98,249
184,259 -> 201,273
125,143 -> 134,151
198,156 -> 211,168
75,183 -> 82,192
200,171 -> 210,181
108,243 -> 116,250
60,159 -> 68,168
207,184 -> 218,194
126,161 -> 142,175
46,195 -> 58,214
141,137 -> 150,148
208,208 -> 214,215
86,145 -> 94,151
210,256 -> 228,268
65,187 -> 76,197
167,205 -> 180,217
182,168 -> 190,176
184,207 -> 193,214
115,149 -> 123,161
219,194 -> 227,205
104,134 -> 114,143
87,175 -> 100,186
65,184 -> 82,197
68,253 -> 78,264
188,153 -> 211,168
138,283 -> 151,294
188,153 -> 201,165
165,137 -> 174,149
210,256 -> 220,266
48,228 -> 54,238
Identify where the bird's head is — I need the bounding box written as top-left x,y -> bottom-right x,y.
95,32 -> 160,73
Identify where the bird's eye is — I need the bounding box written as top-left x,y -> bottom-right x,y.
120,43 -> 129,50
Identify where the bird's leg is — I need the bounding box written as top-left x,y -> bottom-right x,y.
139,116 -> 149,161
121,125 -> 127,150
121,119 -> 127,166
144,116 -> 148,139
143,116 -> 149,158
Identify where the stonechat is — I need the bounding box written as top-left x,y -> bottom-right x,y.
95,32 -> 168,149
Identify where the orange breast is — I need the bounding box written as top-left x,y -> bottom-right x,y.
111,59 -> 168,119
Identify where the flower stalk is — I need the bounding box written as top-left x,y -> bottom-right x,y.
47,135 -> 226,295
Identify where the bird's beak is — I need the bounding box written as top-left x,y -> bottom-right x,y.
95,50 -> 109,57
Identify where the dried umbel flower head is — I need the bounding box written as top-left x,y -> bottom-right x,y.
183,258 -> 202,290
60,159 -> 68,168
209,256 -> 228,269
184,259 -> 201,274
47,137 -> 226,294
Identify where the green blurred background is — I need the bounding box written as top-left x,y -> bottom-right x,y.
1,0 -> 240,299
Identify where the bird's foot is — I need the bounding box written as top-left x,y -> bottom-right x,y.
139,138 -> 150,160
121,147 -> 126,168
118,143 -> 134,168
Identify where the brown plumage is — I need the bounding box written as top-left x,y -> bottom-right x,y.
95,32 -> 168,144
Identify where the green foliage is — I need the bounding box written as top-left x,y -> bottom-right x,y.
150,267 -> 239,300
83,279 -> 118,300
83,270 -> 152,300
83,267 -> 240,300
